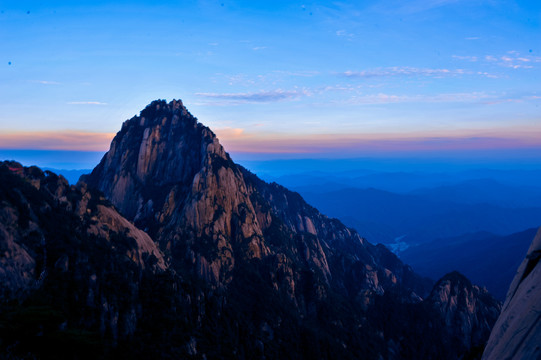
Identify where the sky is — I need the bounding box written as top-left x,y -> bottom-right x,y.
1,0 -> 540,168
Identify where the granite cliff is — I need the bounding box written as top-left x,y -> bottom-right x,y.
482,227 -> 541,360
428,272 -> 501,357
0,99 -> 502,359
83,99 -> 432,304
0,161 -> 166,358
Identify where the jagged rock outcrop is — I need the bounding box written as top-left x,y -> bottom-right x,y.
0,161 -> 166,357
84,99 -> 430,303
427,271 -> 501,355
84,100 -> 264,286
482,227 -> 541,360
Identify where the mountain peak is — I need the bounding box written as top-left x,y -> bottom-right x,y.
427,271 -> 501,354
83,98 -> 230,219
75,99 -> 494,358
137,99 -> 192,126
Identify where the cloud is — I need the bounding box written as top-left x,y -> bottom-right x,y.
334,91 -> 540,106
218,128 -> 541,156
0,131 -> 115,151
499,55 -> 534,69
272,70 -> 320,77
219,73 -> 259,86
195,90 -> 306,104
476,71 -> 499,79
391,0 -> 465,14
341,67 -> 467,79
336,92 -> 491,105
453,52 -> 541,69
214,127 -> 245,140
32,80 -> 61,85
252,46 -> 267,51
336,30 -> 354,39
452,55 -> 478,62
67,101 -> 108,105
215,70 -> 320,86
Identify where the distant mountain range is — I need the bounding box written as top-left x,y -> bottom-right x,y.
263,167 -> 541,194
0,99 -> 504,359
299,187 -> 541,246
43,168 -> 90,185
411,178 -> 541,208
399,228 -> 537,300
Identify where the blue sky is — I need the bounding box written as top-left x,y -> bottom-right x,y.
1,0 -> 540,165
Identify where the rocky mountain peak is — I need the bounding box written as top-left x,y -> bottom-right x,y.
84,99 -> 230,220
84,99 -> 266,285
428,271 -> 501,355
73,98 -> 499,358
84,99 -> 435,295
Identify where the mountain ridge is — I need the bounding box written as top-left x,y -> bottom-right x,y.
1,99 -> 501,359
299,186 -> 541,245
400,228 -> 537,300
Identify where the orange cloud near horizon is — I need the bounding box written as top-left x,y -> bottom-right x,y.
0,131 -> 116,151
2,128 -> 541,156
214,127 -> 541,155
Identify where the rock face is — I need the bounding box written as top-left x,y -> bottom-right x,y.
482,227 -> 541,360
0,161 -> 166,358
0,161 -> 165,295
427,272 -> 501,356
84,99 -> 431,299
1,99 -> 501,359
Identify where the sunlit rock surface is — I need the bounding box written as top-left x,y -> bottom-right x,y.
427,271 -> 501,354
482,227 -> 541,360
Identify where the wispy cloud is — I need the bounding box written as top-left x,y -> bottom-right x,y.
336,91 -> 540,105
32,80 -> 61,85
215,70 -> 320,86
217,127 -> 541,156
454,51 -> 540,69
272,70 -> 320,77
385,0 -> 465,14
214,127 -> 245,140
476,71 -> 499,79
452,55 -> 478,62
497,54 -> 534,69
336,29 -> 354,39
67,101 -> 108,105
195,90 -> 307,104
336,92 -> 494,105
341,67 -> 467,79
0,131 -> 115,151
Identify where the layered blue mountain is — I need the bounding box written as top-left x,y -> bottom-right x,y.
298,187 -> 541,246
399,228 -> 537,300
257,166 -> 541,195
0,100 -> 501,359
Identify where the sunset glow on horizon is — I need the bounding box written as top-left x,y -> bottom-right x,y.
2,125 -> 541,159
1,1 -> 539,164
